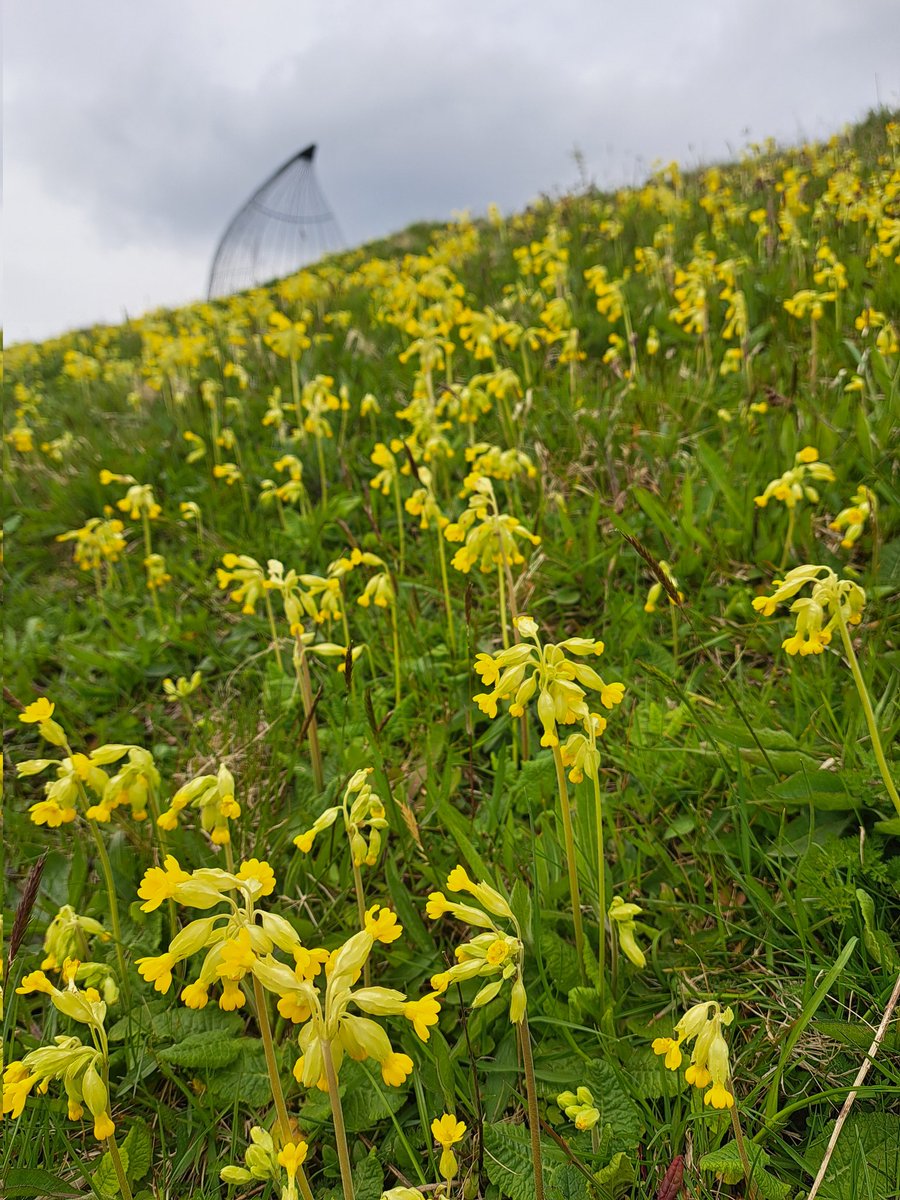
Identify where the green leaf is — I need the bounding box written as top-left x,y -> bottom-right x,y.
157,1030 -> 243,1069
3,1169 -> 81,1198
93,1144 -> 129,1200
700,1140 -> 789,1198
757,767 -> 866,811
436,796 -> 492,880
696,440 -> 744,521
483,1122 -> 565,1200
805,1113 -> 900,1199
814,1019 -> 900,1054
548,1163 -> 590,1200
583,1062 -> 643,1150
593,1152 -> 635,1199
857,888 -> 900,970
352,1151 -> 384,1200
540,929 -> 581,992
121,1118 -> 153,1183
624,1046 -> 687,1100
341,1061 -> 407,1132
205,1039 -> 271,1107
510,878 -> 533,939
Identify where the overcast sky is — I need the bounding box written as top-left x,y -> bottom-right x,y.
5,1 -> 899,345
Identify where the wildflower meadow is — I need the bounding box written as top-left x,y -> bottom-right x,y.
3,112 -> 900,1200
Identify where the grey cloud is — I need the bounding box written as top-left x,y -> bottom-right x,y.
5,0 -> 899,342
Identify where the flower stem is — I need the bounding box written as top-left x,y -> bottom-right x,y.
252,978 -> 315,1200
779,507 -> 796,571
390,603 -> 402,706
264,590 -> 285,673
551,745 -> 586,980
590,766 -> 608,1012
436,527 -> 456,654
352,861 -> 370,987
730,1102 -> 758,1199
497,561 -> 509,650
107,1132 -> 134,1200
68,765 -> 130,1003
252,975 -> 292,1139
140,510 -> 163,626
393,476 -> 406,577
836,609 -> 900,819
296,638 -> 324,792
323,1038 -> 356,1200
518,1014 -> 545,1200
316,434 -> 328,505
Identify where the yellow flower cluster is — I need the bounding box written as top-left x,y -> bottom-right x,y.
753,563 -> 865,656
17,703 -> 158,826
753,446 -> 835,510
157,762 -> 240,844
444,476 -> 539,574
6,959 -> 117,1139
473,613 -> 624,750
557,1086 -> 600,1131
56,516 -> 127,573
652,1000 -> 735,1109
294,767 -> 387,867
426,865 -> 526,1023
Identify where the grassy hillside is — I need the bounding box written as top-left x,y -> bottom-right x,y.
3,111 -> 899,1200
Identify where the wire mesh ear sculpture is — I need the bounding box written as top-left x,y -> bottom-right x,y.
207,144 -> 344,299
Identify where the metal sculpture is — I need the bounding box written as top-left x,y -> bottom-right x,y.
207,144 -> 343,299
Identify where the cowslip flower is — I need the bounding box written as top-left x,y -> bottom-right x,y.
652,1000 -> 735,1109
753,446 -> 835,510
608,896 -> 652,968
100,472 -> 162,521
444,476 -> 540,575
557,1087 -> 600,1131
426,865 -> 526,1023
460,442 -> 536,497
40,905 -> 109,971
752,564 -> 865,656
17,718 -> 154,826
8,960 -> 117,1138
643,560 -> 684,613
281,927 -> 441,1091
431,1113 -> 467,1182
473,614 -> 624,748
135,857 -> 309,1011
829,485 -> 876,550
156,762 -> 240,844
56,517 -> 127,573
162,671 -> 203,701
216,552 -> 272,615
294,767 -> 387,866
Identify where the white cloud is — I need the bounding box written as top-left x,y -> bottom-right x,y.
5,0 -> 898,343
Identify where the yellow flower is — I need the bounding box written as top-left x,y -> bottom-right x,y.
236,858 -> 276,897
219,978 -> 246,1010
705,1082 -> 734,1109
426,892 -> 451,919
136,952 -> 176,993
277,1139 -> 308,1177
180,981 -> 209,1009
94,1112 -> 116,1140
381,1052 -> 413,1087
651,1036 -> 683,1070
20,697 -> 55,724
431,1112 -> 466,1182
404,994 -> 441,1041
137,855 -> 191,911
364,904 -> 403,944
217,929 -> 257,980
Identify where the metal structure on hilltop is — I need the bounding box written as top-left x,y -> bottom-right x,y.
207,143 -> 344,300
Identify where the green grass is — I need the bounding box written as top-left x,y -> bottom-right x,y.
3,109 -> 900,1200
